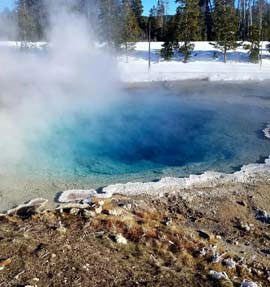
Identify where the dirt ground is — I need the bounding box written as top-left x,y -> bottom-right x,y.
0,181 -> 269,287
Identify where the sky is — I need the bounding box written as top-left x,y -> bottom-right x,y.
142,0 -> 178,15
0,0 -> 178,15
0,0 -> 14,11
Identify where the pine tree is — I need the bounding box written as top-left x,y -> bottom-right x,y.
149,6 -> 159,41
156,0 -> 165,39
78,0 -> 99,30
0,8 -> 17,40
199,0 -> 213,40
130,0 -> 143,26
16,0 -> 47,43
30,0 -> 47,40
120,0 -> 141,62
160,42 -> 173,60
212,0 -> 239,63
160,17 -> 179,60
99,0 -> 121,48
16,0 -> 36,45
244,24 -> 260,63
176,0 -> 201,63
263,6 -> 270,40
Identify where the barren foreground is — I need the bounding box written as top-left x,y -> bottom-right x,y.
0,181 -> 269,287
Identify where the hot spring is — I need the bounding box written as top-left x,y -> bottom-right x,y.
1,81 -> 270,210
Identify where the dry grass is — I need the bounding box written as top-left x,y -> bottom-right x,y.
0,183 -> 270,286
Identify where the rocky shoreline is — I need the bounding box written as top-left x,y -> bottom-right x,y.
54,154 -> 270,207
0,131 -> 270,286
0,172 -> 270,286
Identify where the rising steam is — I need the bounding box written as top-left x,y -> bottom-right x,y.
0,2 -> 120,175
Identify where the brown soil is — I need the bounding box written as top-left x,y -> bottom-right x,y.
0,182 -> 269,287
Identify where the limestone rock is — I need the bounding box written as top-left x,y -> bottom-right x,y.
116,234 -> 128,245
58,189 -> 98,203
95,206 -> 103,214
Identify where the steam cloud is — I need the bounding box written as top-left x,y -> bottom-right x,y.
0,2 -> 120,176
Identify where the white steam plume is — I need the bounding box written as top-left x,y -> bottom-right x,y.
0,2 -> 120,175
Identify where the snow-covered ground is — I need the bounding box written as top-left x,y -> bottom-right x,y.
1,41 -> 270,82
0,41 -> 47,49
119,41 -> 270,82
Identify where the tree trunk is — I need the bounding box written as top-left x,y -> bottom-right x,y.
125,42 -> 128,63
224,47 -> 227,63
249,1 -> 252,27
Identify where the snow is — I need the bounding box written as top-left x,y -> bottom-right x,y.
118,41 -> 270,82
58,155 -> 270,200
97,156 -> 270,198
0,40 -> 270,82
0,41 -> 47,49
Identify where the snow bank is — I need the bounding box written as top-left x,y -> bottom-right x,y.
119,41 -> 270,83
1,40 -> 270,82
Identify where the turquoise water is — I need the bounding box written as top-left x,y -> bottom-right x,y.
1,81 -> 270,210
16,81 -> 270,186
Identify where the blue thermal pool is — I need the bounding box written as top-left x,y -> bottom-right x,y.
1,81 -> 270,209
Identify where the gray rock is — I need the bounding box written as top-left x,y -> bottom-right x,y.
240,280 -> 258,287
209,270 -> 229,280
256,209 -> 270,224
57,203 -> 90,211
224,258 -> 236,268
197,230 -> 211,240
211,252 -> 226,263
6,198 -> 48,218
